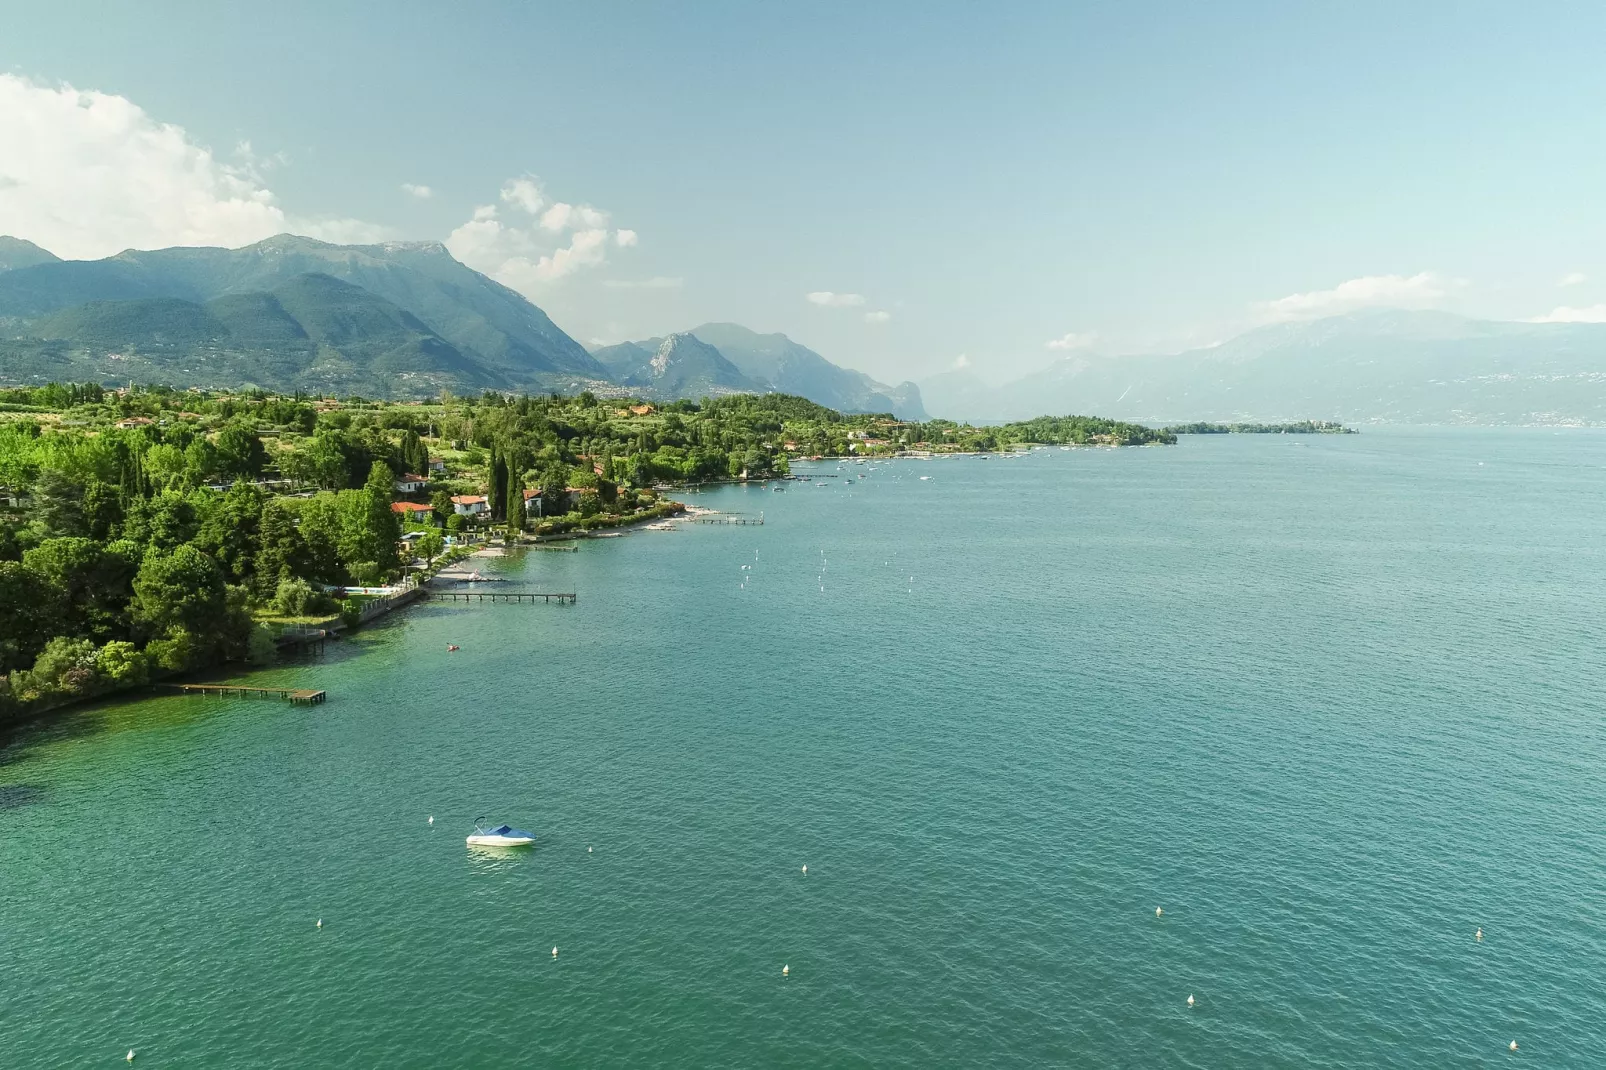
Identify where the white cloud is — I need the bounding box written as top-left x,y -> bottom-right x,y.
445,174 -> 635,291
952,354 -> 971,369
1529,304 -> 1606,323
0,73 -> 390,260
806,291 -> 866,307
0,74 -> 283,258
1253,272 -> 1454,324
1559,272 -> 1588,287
864,310 -> 891,323
500,177 -> 545,215
1046,330 -> 1095,350
401,182 -> 433,199
601,276 -> 682,289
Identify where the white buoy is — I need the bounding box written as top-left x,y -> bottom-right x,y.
801,864 -> 807,875
552,946 -> 559,958
428,815 -> 434,825
1476,928 -> 1483,941
1510,1040 -> 1518,1051
1156,907 -> 1163,917
1187,994 -> 1194,1007
782,964 -> 789,976
316,918 -> 322,929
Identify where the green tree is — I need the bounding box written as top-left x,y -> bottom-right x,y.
215,424 -> 269,480
400,428 -> 429,478
430,488 -> 454,526
121,492 -> 200,555
32,468 -> 85,536
255,500 -> 308,592
417,529 -> 444,564
506,463 -> 523,543
0,560 -> 63,673
195,481 -> 263,584
133,544 -> 229,644
295,494 -> 346,583
82,479 -> 124,540
95,640 -> 149,686
22,537 -> 139,642
184,437 -> 220,483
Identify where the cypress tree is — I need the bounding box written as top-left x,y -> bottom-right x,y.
488,441 -> 504,521
506,462 -> 523,544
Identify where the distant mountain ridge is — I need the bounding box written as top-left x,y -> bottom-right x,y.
0,234 -> 927,414
17,272 -> 494,395
591,322 -> 926,418
0,236 -> 59,273
592,333 -> 759,395
921,309 -> 1606,426
0,233 -> 607,392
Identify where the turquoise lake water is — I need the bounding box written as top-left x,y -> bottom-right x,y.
4,428 -> 1605,1066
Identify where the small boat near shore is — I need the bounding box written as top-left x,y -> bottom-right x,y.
467,818 -> 535,847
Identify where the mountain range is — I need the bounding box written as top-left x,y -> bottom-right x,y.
921,309 -> 1606,426
0,234 -> 922,414
591,323 -> 926,418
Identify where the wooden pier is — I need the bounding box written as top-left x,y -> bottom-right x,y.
692,513 -> 764,526
168,684 -> 327,704
428,591 -> 577,604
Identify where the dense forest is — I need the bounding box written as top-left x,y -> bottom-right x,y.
0,382 -> 1174,720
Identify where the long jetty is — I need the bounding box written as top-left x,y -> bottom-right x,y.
428,591 -> 577,604
167,683 -> 326,704
691,513 -> 764,526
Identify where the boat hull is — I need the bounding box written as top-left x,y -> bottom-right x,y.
466,834 -> 535,847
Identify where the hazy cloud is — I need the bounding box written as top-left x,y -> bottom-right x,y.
295,217 -> 395,244
1530,304 -> 1606,323
446,174 -> 634,290
401,182 -> 433,199
1559,272 -> 1588,287
1253,272 -> 1454,323
806,291 -> 866,307
0,73 -> 332,259
952,354 -> 971,369
601,276 -> 682,289
1046,330 -> 1096,350
864,310 -> 891,323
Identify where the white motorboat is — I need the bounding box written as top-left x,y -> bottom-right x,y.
467,818 -> 536,847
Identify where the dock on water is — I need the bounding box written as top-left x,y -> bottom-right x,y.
691,513 -> 764,525
428,591 -> 577,604
167,684 -> 327,704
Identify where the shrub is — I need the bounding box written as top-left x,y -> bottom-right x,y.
274,576 -> 318,616
246,624 -> 278,665
145,629 -> 199,673
95,641 -> 149,686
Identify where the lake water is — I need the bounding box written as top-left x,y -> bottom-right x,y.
4,429 -> 1605,1067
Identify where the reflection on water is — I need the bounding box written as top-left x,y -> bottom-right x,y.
0,783 -> 45,809
465,843 -> 540,873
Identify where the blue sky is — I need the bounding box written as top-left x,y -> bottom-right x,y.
2,1 -> 1605,383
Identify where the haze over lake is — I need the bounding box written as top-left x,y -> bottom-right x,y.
4,429 -> 1604,1066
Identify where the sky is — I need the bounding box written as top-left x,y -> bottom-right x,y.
2,0 -> 1605,385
